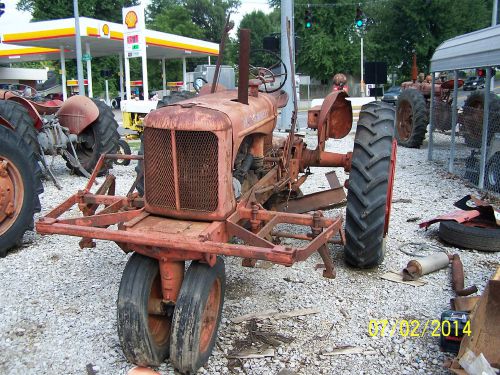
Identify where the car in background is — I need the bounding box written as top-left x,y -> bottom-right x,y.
382,86 -> 401,105
463,76 -> 485,91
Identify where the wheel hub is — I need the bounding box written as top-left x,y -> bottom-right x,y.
396,101 -> 412,141
199,278 -> 221,353
0,159 -> 23,234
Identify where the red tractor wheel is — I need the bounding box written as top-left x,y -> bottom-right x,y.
0,126 -> 43,257
344,101 -> 396,268
170,257 -> 225,374
117,253 -> 173,366
395,89 -> 428,148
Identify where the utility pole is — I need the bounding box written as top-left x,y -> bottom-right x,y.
73,0 -> 85,96
280,0 -> 295,131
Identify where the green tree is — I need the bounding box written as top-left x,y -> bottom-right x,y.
364,0 -> 491,81
17,0 -> 138,22
239,10 -> 273,50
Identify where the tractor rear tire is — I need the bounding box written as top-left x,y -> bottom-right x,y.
0,126 -> 43,257
462,91 -> 500,148
395,89 -> 428,148
170,257 -> 225,374
66,99 -> 120,176
117,253 -> 172,366
0,100 -> 39,156
344,101 -> 396,268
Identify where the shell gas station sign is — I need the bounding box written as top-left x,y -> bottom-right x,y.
122,6 -> 146,59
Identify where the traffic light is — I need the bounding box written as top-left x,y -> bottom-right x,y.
477,68 -> 486,77
305,9 -> 312,29
0,2 -> 5,17
355,7 -> 364,28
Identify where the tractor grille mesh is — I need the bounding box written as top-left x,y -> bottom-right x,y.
144,128 -> 219,212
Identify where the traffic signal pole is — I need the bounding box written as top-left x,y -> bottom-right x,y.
360,37 -> 365,97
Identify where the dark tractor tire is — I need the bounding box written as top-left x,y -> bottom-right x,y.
117,253 -> 172,366
439,221 -> 500,252
65,99 -> 120,176
395,89 -> 428,148
114,139 -> 132,166
0,100 -> 40,156
344,101 -> 396,268
135,138 -> 144,196
462,91 -> 500,148
0,126 -> 43,257
485,152 -> 500,193
170,257 -> 226,374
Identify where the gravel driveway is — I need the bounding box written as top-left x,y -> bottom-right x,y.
1,125 -> 499,375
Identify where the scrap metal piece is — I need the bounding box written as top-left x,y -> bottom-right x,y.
451,254 -> 478,296
402,252 -> 451,281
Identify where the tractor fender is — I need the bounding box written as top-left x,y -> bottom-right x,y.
307,91 -> 352,139
57,95 -> 99,135
4,95 -> 44,131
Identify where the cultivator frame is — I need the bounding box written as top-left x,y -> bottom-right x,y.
37,154 -> 344,279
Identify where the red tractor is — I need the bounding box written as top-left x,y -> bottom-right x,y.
395,55 -> 463,148
36,30 -> 396,373
0,90 -> 120,256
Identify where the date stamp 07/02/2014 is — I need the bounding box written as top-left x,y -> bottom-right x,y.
367,319 -> 471,338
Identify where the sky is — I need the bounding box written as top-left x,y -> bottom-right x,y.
0,0 -> 272,31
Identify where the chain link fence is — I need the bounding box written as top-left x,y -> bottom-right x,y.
429,91 -> 500,195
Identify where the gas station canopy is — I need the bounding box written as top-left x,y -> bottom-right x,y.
0,16 -> 219,63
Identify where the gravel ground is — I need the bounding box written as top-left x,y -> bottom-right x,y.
1,121 -> 499,375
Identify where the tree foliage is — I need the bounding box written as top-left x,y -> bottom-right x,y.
17,0 -> 138,22
364,0 -> 492,81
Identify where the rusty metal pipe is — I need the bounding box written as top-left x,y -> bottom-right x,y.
302,149 -> 352,170
451,254 -> 478,296
238,29 -> 250,105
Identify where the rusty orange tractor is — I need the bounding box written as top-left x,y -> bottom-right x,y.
36,29 -> 397,373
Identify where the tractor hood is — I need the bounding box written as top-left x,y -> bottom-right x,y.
143,89 -> 280,160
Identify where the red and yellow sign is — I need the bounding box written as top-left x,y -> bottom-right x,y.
125,11 -> 138,29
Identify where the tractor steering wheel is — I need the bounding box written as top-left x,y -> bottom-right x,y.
248,49 -> 288,94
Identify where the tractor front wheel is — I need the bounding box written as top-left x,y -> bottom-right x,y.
170,257 -> 225,374
117,253 -> 172,366
395,89 -> 428,148
344,101 -> 396,268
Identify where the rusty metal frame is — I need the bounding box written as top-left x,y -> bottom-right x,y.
37,154 -> 344,276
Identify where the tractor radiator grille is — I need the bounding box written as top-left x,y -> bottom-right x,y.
144,128 -> 219,212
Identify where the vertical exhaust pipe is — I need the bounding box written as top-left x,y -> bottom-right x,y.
238,29 -> 250,105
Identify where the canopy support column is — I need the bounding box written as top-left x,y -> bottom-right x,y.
182,57 -> 187,91
162,58 -> 166,98
60,47 -> 68,101
85,42 -> 93,98
119,53 -> 124,101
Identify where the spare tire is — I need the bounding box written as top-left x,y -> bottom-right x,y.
395,89 -> 428,148
439,220 -> 500,252
462,91 -> 500,148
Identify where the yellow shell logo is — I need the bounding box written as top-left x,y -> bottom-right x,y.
102,24 -> 110,36
125,11 -> 138,29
